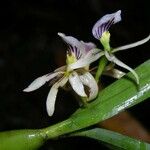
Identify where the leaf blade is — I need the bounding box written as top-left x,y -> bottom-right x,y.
70,60 -> 150,127
71,128 -> 150,150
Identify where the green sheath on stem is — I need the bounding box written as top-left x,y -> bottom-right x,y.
95,56 -> 108,82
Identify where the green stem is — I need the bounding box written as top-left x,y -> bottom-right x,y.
95,56 -> 108,83
80,97 -> 88,107
41,119 -> 74,139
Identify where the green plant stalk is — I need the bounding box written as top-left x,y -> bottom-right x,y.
0,60 -> 150,150
95,56 -> 108,82
0,130 -> 45,150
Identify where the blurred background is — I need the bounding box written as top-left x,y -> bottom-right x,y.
0,0 -> 149,149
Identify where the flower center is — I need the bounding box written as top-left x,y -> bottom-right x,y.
66,52 -> 77,65
100,31 -> 111,52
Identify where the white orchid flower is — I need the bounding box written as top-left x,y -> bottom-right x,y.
92,10 -> 150,84
23,33 -> 100,116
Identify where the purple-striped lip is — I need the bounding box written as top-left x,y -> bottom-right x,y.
92,10 -> 121,39
58,32 -> 96,60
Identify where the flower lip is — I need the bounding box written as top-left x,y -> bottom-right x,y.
58,32 -> 96,60
92,10 -> 121,39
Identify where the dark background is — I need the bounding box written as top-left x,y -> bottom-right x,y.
0,0 -> 149,149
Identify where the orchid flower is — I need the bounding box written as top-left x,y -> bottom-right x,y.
23,33 -> 100,116
92,10 -> 150,84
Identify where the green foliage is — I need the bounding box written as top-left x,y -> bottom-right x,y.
71,128 -> 150,150
40,59 -> 150,144
0,60 -> 150,150
68,59 -> 150,130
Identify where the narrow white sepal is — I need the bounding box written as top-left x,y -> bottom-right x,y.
105,51 -> 139,84
112,34 -> 150,53
46,77 -> 68,116
80,72 -> 98,101
54,65 -> 66,72
103,68 -> 125,79
69,71 -> 87,97
23,72 -> 63,92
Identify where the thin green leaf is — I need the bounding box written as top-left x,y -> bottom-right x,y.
70,59 -> 150,128
71,128 -> 150,150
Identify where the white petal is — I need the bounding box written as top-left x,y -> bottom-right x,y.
80,72 -> 98,101
68,50 -> 104,71
23,72 -> 63,92
103,68 -> 125,79
69,71 -> 87,97
46,77 -> 68,116
105,51 -> 139,84
112,34 -> 150,53
54,65 -> 66,72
